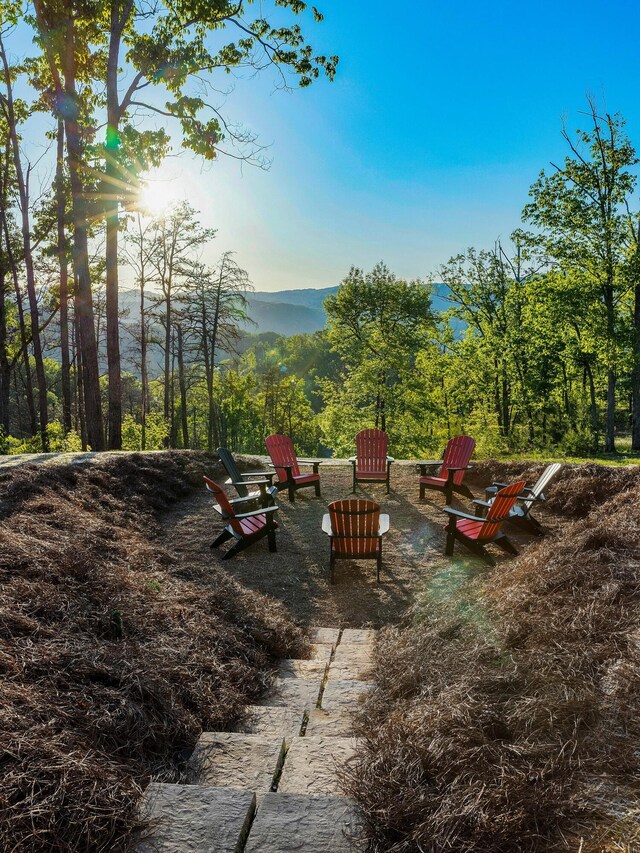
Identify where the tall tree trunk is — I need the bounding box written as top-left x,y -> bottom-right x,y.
56,119 -> 72,433
32,1 -> 104,451
73,300 -> 87,451
631,256 -> 640,450
140,267 -> 148,452
604,291 -> 616,453
177,325 -> 188,447
2,214 -> 36,435
0,37 -> 49,450
0,270 -> 10,434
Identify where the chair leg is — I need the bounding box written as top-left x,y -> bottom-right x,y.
494,534 -> 519,556
377,540 -> 382,583
419,483 -> 425,500
267,529 -> 277,552
445,518 -> 456,556
444,483 -> 453,505
211,528 -> 233,549
454,484 -> 474,500
222,536 -> 252,560
329,548 -> 336,584
315,481 -> 321,498
352,466 -> 356,493
288,483 -> 295,502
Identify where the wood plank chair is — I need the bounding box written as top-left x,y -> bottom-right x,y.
217,446 -> 277,508
417,435 -> 476,504
349,429 -> 394,494
322,498 -> 390,583
204,476 -> 279,559
265,434 -> 321,502
475,462 -> 562,536
442,480 -> 526,567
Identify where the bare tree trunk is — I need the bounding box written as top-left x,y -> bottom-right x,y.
177,325 -> 188,447
56,119 -> 72,433
632,271 -> 640,450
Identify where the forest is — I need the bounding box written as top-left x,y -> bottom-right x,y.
0,0 -> 639,461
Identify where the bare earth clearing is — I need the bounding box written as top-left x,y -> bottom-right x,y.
163,458 -> 545,628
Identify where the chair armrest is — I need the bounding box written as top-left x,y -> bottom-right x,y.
269,463 -> 294,475
518,492 -> 545,502
491,481 -> 508,488
473,499 -> 492,509
378,514 -> 390,536
242,470 -> 275,480
231,479 -> 270,487
442,507 -> 487,522
298,459 -> 322,465
348,456 -> 356,464
386,456 -> 395,463
417,460 -> 443,475
447,465 -> 472,472
321,513 -> 332,535
234,505 -> 280,520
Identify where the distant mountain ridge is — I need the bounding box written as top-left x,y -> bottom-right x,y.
244,283 -> 454,336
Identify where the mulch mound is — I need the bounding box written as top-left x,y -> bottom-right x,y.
0,452 -> 306,852
345,461 -> 640,852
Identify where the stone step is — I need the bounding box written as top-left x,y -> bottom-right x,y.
244,793 -> 364,852
191,733 -> 285,800
309,642 -> 334,661
332,644 -> 374,666
328,660 -> 374,682
310,627 -> 341,645
260,676 -> 322,710
277,736 -> 358,795
278,658 -> 329,680
237,706 -> 305,743
321,681 -> 373,713
339,628 -> 377,645
137,784 -> 255,852
305,708 -> 356,738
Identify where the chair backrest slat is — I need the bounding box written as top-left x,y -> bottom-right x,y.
329,498 -> 380,556
203,476 -> 244,535
481,480 -> 526,539
265,434 -> 300,482
525,462 -> 561,509
440,435 -> 475,485
355,429 -> 388,472
217,447 -> 247,497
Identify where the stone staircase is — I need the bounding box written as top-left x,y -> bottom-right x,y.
138,627 -> 376,852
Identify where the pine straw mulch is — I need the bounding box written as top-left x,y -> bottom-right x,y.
0,452 -> 306,853
344,460 -> 640,852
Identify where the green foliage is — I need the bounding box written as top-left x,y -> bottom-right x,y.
122,412 -> 169,451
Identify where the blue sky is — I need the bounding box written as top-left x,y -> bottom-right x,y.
11,0 -> 640,291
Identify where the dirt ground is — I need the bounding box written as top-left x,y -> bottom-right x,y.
160,460 -> 549,629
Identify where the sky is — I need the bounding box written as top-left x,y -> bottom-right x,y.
11,0 -> 640,291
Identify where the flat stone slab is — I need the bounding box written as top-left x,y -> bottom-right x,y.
321,681 -> 373,713
305,708 -> 356,738
340,629 -> 377,645
328,660 -> 374,682
310,627 -> 340,645
309,643 -> 334,661
192,733 -> 285,798
261,677 -> 322,710
278,737 -> 358,795
278,659 -> 328,680
138,783 -> 255,852
332,645 -> 374,666
237,706 -> 305,742
245,793 -> 364,852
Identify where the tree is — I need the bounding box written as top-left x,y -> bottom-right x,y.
523,101 -> 639,452
324,263 -> 434,432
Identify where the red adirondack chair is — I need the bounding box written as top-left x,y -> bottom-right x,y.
442,480 -> 526,566
322,498 -> 390,583
265,434 -> 321,502
349,429 -> 394,493
204,476 -> 279,559
417,435 -> 475,504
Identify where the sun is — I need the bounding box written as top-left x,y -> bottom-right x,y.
136,168 -> 185,218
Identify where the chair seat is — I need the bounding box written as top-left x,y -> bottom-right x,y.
238,515 -> 279,536
419,475 -> 447,487
356,469 -> 387,479
292,472 -> 320,484
455,518 -> 490,541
